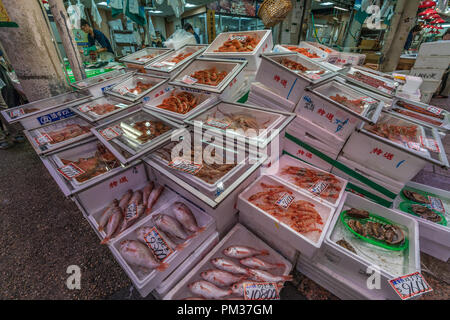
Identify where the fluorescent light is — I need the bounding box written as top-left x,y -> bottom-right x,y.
320,2 -> 334,5
148,10 -> 163,13
334,6 -> 348,11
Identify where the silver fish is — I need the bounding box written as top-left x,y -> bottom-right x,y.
146,185 -> 164,213
223,246 -> 269,259
152,214 -> 190,240
210,257 -> 249,276
142,181 -> 154,207
239,257 -> 285,270
231,280 -> 284,297
101,205 -> 123,244
187,280 -> 232,299
172,202 -> 202,233
247,269 -> 293,282
200,269 -> 246,287
119,240 -> 168,271
98,199 -> 119,232
118,189 -> 133,212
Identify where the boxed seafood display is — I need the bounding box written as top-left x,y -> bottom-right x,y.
342,111 -> 449,182
319,192 -> 420,300
0,90 -> 91,129
340,66 -> 400,97
265,154 -> 347,208
238,175 -> 335,258
202,30 -> 273,71
108,191 -> 216,297
304,42 -> 341,64
120,47 -> 173,70
336,52 -> 366,67
40,138 -> 130,197
255,52 -> 335,105
23,116 -> 93,155
70,69 -> 135,98
389,97 -> 449,132
164,223 -> 293,300
145,44 -> 207,78
247,82 -> 297,113
143,86 -> 218,123
70,95 -> 140,124
393,182 -> 450,262
275,44 -> 325,61
295,78 -> 385,143
169,57 -> 247,99
105,73 -> 169,102
91,108 -> 182,165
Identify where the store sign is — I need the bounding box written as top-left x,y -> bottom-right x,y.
275,192 -> 294,210
389,272 -> 432,300
37,108 -> 75,125
243,282 -> 280,300
57,163 -> 85,180
143,227 -> 174,262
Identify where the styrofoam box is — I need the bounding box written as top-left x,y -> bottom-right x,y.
414,55 -> 450,69
143,86 -> 218,124
274,44 -> 325,62
77,72 -> 135,98
393,182 -> 450,262
341,131 -> 427,183
238,175 -> 335,259
296,253 -> 385,300
202,30 -> 273,71
302,41 -> 340,64
265,154 -> 347,208
283,134 -> 335,172
163,223 -> 293,300
109,193 -> 215,297
410,68 -> 446,82
337,52 -> 366,66
152,231 -> 219,299
247,82 -> 296,112
320,192 -> 420,300
336,154 -> 404,195
418,41 -> 450,57
420,79 -> 441,93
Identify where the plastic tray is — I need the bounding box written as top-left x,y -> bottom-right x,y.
105,73 -> 169,102
120,47 -> 173,66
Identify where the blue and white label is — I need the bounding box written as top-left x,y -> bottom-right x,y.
101,84 -> 115,93
428,196 -> 445,213
276,193 -> 294,209
37,108 -> 74,125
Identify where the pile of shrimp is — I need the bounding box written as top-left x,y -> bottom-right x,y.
215,36 -> 260,52
248,183 -> 323,234
280,58 -> 309,71
190,67 -> 228,86
283,46 -> 320,59
156,92 -> 198,114
169,52 -> 193,64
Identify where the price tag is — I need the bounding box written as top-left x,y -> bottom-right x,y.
181,75 -> 198,85
143,227 -> 174,262
57,163 -> 85,180
229,35 -> 248,42
99,126 -> 122,141
117,87 -> 129,95
168,157 -> 203,175
306,73 -> 321,80
362,97 -> 377,104
309,181 -> 329,195
78,104 -> 93,113
389,272 -> 433,300
8,108 -> 24,119
34,133 -> 52,146
275,192 -> 294,210
407,141 -> 422,151
243,282 -> 280,300
426,105 -> 443,116
205,118 -> 231,129
420,136 -> 440,153
125,203 -> 138,220
428,196 -> 445,213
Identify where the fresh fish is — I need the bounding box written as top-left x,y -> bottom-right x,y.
172,202 -> 203,233
118,189 -> 133,212
200,269 -> 247,287
98,199 -> 119,232
118,203 -> 145,234
152,213 -> 190,240
187,280 -> 232,299
142,181 -> 154,207
146,185 -> 164,213
239,257 -> 285,270
210,257 -> 250,276
100,205 -> 123,244
223,246 -> 269,259
119,240 -> 168,271
231,280 -> 284,297
136,226 -> 185,251
247,269 -> 293,282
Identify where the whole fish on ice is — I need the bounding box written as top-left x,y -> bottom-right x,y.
119,240 -> 168,271
142,181 -> 154,207
239,257 -> 285,270
146,185 -> 164,214
172,202 -> 203,233
118,190 -> 144,233
118,189 -> 133,212
152,213 -> 190,240
223,246 -> 269,259
247,269 -> 293,282
98,199 -> 118,232
187,280 -> 232,299
100,205 -> 123,244
200,269 -> 246,287
210,257 -> 249,276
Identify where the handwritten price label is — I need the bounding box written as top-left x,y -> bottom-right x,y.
143,227 -> 174,262
389,272 -> 432,300
420,137 -> 440,153
229,35 -> 248,42
168,157 -> 203,175
79,105 -> 93,113
275,192 -> 294,210
306,73 -> 321,80
428,196 -> 445,213
309,181 -> 329,195
57,163 -> 85,180
99,126 -> 122,141
243,282 -> 280,300
426,106 -> 443,116
181,75 -> 198,85
125,203 -> 138,220
8,108 -> 24,119
34,133 -> 52,146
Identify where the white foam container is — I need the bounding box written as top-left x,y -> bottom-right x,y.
410,68 -> 446,82
202,30 -> 273,71
302,41 -> 340,64
413,55 -> 450,69
265,154 -> 347,208
163,223 -> 293,300
393,182 -> 450,262
320,192 -> 421,300
336,52 -> 366,66
120,47 -> 174,70
71,69 -> 135,98
247,82 -> 296,112
152,232 -> 219,299
238,175 -> 335,259
109,193 -> 216,297
420,79 -> 441,93
274,44 -> 326,62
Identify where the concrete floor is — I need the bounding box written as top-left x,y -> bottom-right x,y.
0,98 -> 449,300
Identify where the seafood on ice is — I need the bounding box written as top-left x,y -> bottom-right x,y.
200,269 -> 246,287
329,94 -> 366,114
41,123 -> 91,144
336,239 -> 357,254
119,240 -> 168,271
280,166 -> 342,203
402,189 -> 429,204
410,204 -> 443,223
124,81 -> 153,95
82,103 -> 120,116
60,143 -> 120,183
210,257 -> 250,276
190,67 -> 228,86
188,281 -> 232,299
279,58 -> 309,72
396,101 -> 444,120
203,108 -> 270,134
239,257 -> 285,270
123,120 -> 171,143
223,246 -> 269,259
155,91 -> 198,114
214,35 -> 260,52
365,121 -> 419,145
135,54 -> 155,61
392,108 -> 443,127
282,46 -> 320,59
347,71 -> 395,93
168,52 -> 193,64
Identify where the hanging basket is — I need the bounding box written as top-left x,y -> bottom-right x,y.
258,0 -> 293,28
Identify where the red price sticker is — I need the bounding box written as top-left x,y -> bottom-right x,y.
79,104 -> 93,113
143,227 -> 174,262
181,75 -> 198,85
426,106 -> 443,116
57,163 -> 85,180
275,192 -> 294,210
389,272 -> 433,300
34,133 -> 53,146
8,108 -> 24,119
306,73 -> 321,80
420,136 -> 440,153
168,157 -> 203,175
99,126 -> 122,141
243,282 -> 280,300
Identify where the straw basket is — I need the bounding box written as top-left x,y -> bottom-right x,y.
258,0 -> 293,28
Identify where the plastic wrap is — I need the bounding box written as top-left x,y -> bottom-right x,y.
163,29 -> 196,50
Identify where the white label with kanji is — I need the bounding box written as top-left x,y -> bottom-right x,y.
426,106 -> 443,116
57,163 -> 85,180
205,118 -> 231,129
389,272 -> 432,300
181,75 -> 198,85
243,282 -> 280,300
125,203 -> 138,220
79,105 -> 92,113
8,108 -> 24,119
428,196 -> 445,213
143,227 -> 174,261
34,133 -> 52,146
309,181 -> 329,195
168,157 -> 202,175
275,193 -> 294,210
229,35 -> 248,42
99,126 -> 121,141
